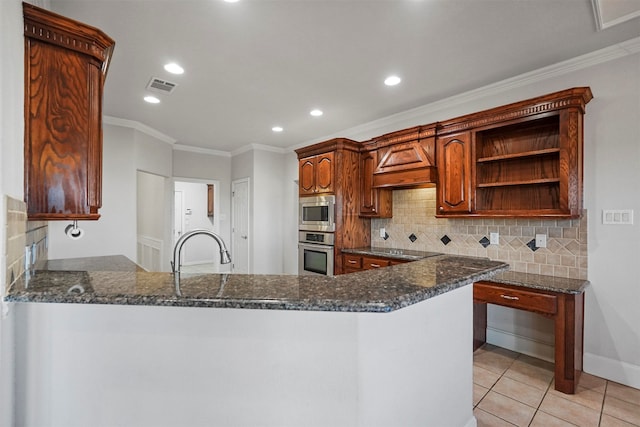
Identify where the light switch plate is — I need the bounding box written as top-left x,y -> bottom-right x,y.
535,234 -> 547,248
490,232 -> 499,245
379,228 -> 386,238
602,209 -> 633,225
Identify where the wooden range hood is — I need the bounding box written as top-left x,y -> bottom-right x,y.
362,124 -> 437,189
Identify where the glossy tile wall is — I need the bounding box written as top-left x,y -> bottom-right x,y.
371,188 -> 587,280
4,196 -> 47,292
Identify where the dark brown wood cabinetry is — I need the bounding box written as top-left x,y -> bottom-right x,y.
23,3 -> 115,220
298,152 -> 334,196
342,253 -> 407,274
436,132 -> 473,214
359,149 -> 392,218
436,87 -> 592,218
296,139 -> 371,274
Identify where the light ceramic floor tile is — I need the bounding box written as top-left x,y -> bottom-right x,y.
539,393 -> 601,427
493,375 -> 547,408
603,395 -> 640,426
579,372 -> 608,394
599,413 -> 639,427
516,354 -> 555,373
504,359 -> 554,391
530,410 -> 580,427
477,390 -> 536,427
474,364 -> 502,389
473,344 -> 518,375
607,382 -> 640,407
474,408 -> 517,427
548,380 -> 605,411
474,383 -> 490,407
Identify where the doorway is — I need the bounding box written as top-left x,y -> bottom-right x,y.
173,179 -> 221,273
231,178 -> 250,273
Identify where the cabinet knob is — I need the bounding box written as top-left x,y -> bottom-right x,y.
439,206 -> 444,211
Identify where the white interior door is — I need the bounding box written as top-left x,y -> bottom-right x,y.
232,178 -> 250,273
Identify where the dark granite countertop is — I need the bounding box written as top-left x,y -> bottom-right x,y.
341,247 -> 443,261
484,270 -> 589,294
5,255 -> 509,312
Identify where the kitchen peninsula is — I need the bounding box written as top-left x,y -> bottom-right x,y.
7,254 -> 507,427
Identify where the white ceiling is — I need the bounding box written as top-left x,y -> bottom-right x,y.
50,0 -> 640,153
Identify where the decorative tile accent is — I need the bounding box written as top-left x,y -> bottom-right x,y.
479,236 -> 490,248
408,233 -> 417,242
526,239 -> 539,252
383,232 -> 389,240
370,188 -> 587,279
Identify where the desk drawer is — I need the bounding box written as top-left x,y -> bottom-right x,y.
474,282 -> 557,315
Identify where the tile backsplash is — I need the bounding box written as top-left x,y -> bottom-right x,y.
371,188 -> 587,280
4,195 -> 48,292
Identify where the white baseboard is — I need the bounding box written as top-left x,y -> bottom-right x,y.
584,352 -> 640,389
486,328 -> 555,363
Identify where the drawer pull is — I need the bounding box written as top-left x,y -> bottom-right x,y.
500,294 -> 520,301
348,260 -> 357,264
370,263 -> 381,268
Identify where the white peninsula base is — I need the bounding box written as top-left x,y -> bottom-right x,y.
14,285 -> 475,427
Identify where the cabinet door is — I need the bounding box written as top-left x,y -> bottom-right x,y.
359,150 -> 392,217
436,132 -> 472,214
299,157 -> 317,195
314,152 -> 334,194
23,4 -> 114,220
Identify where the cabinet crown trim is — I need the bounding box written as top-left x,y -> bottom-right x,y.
437,87 -> 593,135
23,3 -> 115,73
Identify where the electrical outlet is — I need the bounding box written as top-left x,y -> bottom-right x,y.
535,234 -> 547,248
379,228 -> 386,238
490,232 -> 499,245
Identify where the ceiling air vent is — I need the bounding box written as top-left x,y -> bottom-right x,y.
146,77 -> 178,94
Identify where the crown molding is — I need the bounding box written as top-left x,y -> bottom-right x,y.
173,144 -> 231,158
231,143 -> 288,157
103,116 -> 177,145
288,36 -> 640,150
592,0 -> 640,30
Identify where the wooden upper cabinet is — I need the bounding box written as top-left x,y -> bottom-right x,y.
23,3 -> 115,220
436,87 -> 592,218
436,132 -> 473,214
298,152 -> 334,196
359,150 -> 392,218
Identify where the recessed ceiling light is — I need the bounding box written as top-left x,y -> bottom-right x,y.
164,62 -> 184,75
272,126 -> 283,132
144,95 -> 160,104
224,0 -> 239,3
384,75 -> 402,86
310,109 -> 323,117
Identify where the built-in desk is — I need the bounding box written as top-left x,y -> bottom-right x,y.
473,271 -> 589,394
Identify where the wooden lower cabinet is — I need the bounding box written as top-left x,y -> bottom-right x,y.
341,253 -> 406,274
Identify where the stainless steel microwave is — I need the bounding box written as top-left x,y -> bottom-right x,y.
299,195 -> 335,232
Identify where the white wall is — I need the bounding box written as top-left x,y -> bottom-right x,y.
0,1 -> 26,424
232,148 -> 289,274
173,149 -> 232,272
283,151 -> 299,274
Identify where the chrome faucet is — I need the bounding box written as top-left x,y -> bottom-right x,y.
171,229 -> 231,274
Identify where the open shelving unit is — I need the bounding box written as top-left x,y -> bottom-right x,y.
474,115 -> 563,213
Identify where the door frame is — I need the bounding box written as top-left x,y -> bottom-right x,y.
231,177 -> 251,274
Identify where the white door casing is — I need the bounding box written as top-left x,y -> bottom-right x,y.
232,178 -> 250,273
